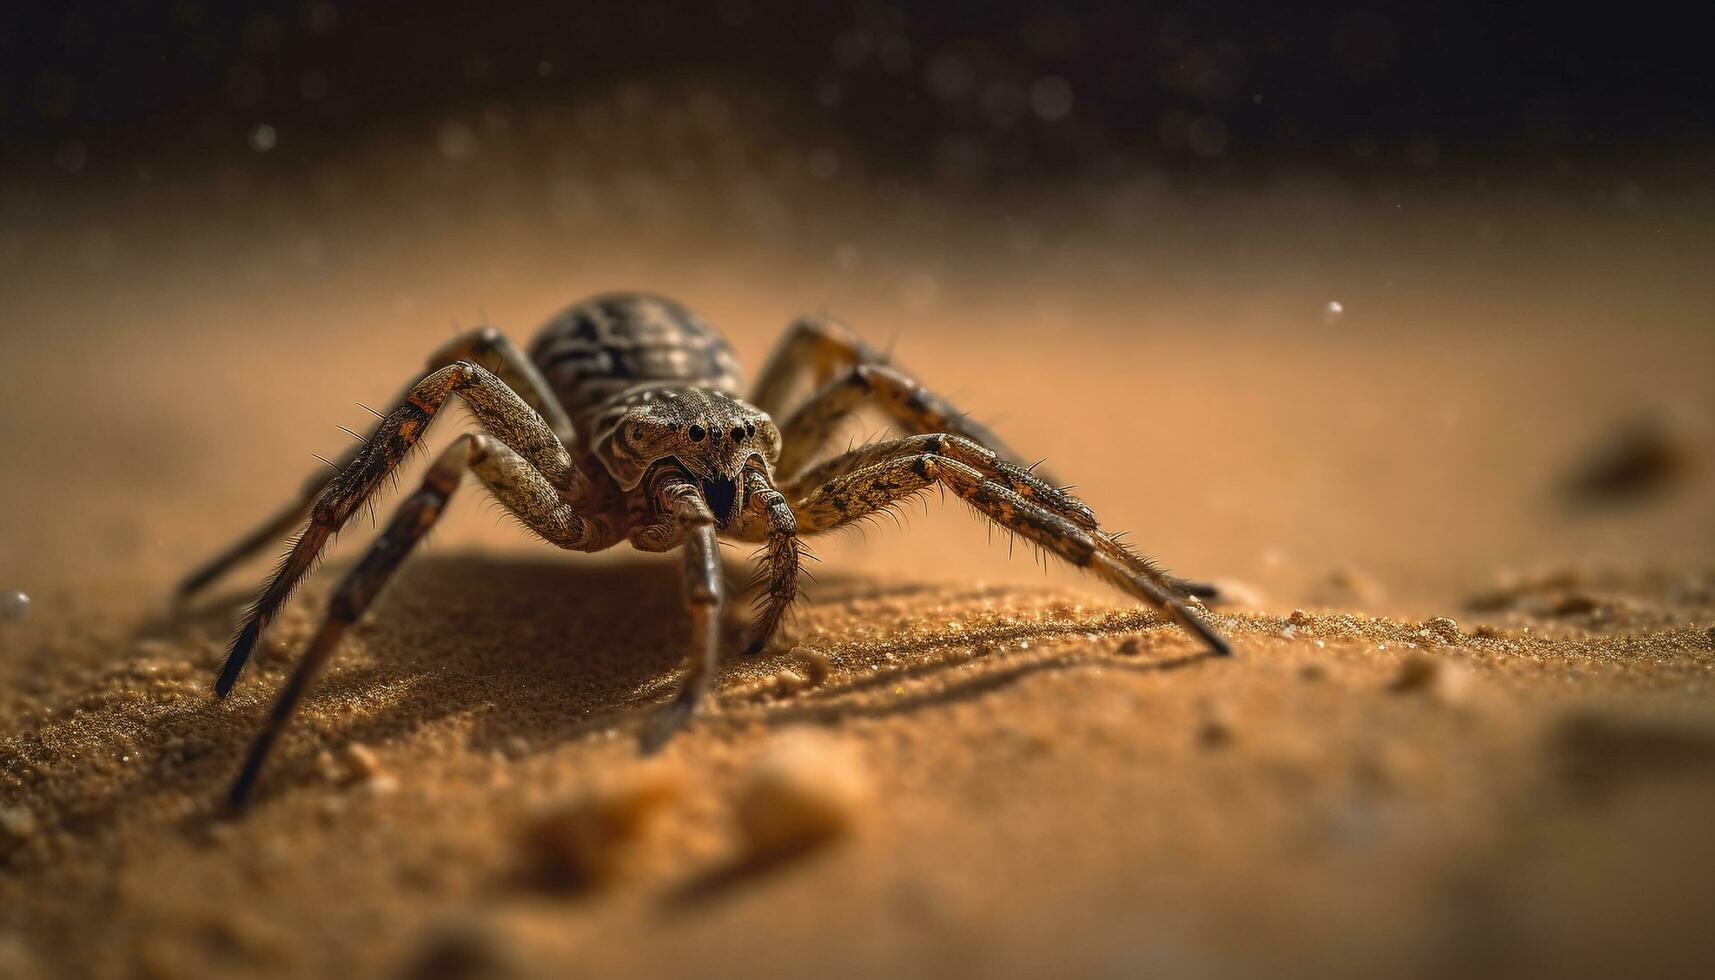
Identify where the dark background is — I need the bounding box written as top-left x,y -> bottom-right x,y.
5,1 -> 1711,191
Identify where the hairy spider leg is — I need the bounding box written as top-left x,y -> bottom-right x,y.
749,315 -> 1042,482
177,327 -> 572,600
728,468 -> 801,655
784,440 -> 1232,658
633,474 -> 726,754
213,360 -> 597,698
226,433 -> 615,807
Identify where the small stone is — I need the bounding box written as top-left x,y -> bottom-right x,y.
772,668 -> 810,697
1423,617 -> 1462,642
336,743 -> 385,785
1561,413 -> 1695,506
1389,653 -> 1438,692
1196,703 -> 1234,748
524,765 -> 685,887
1208,578 -> 1266,608
1,590 -> 30,624
1473,624 -> 1504,639
792,648 -> 832,686
735,730 -> 870,859
1388,652 -> 1473,703
1314,568 -> 1386,607
1115,637 -> 1142,656
1552,594 -> 1599,617
0,806 -> 37,853
1287,609 -> 1311,626
399,923 -> 513,980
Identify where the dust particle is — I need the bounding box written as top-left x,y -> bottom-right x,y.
736,730 -> 871,859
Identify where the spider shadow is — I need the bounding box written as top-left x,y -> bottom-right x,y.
32,550 -> 1213,831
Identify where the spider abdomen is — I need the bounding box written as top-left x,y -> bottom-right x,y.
528,292 -> 745,421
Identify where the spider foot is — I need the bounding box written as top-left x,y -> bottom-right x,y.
638,697 -> 697,755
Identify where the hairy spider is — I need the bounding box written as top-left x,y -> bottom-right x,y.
182,293 -> 1231,808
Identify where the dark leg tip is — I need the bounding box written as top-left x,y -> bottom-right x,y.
176,570 -> 213,601
637,698 -> 695,756
1173,578 -> 1223,602
225,777 -> 255,814
214,621 -> 261,697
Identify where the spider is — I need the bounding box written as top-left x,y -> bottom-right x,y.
181,293 -> 1231,808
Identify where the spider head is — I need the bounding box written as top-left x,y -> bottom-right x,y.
593,387 -> 780,524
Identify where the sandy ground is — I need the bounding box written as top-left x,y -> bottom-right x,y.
3,144 -> 1715,978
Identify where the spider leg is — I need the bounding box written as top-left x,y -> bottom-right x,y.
784,432 -> 1212,601
225,433 -> 613,808
764,320 -> 1042,483
212,360 -> 596,698
786,446 -> 1232,657
776,362 -> 1219,600
727,468 -> 801,655
749,314 -> 882,419
637,478 -> 725,754
177,327 -> 571,599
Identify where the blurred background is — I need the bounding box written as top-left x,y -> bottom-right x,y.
2,0 -> 1713,606
4,6 -> 1715,980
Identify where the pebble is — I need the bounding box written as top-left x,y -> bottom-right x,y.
1423,617 -> 1462,642
735,730 -> 871,859
0,806 -> 36,854
1115,637 -> 1142,656
1,590 -> 29,624
792,648 -> 832,686
399,923 -> 513,980
339,743 -> 384,782
1388,652 -> 1473,704
1196,702 -> 1234,748
524,766 -> 684,886
1551,594 -> 1599,617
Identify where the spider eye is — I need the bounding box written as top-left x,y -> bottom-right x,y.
688,424 -> 706,442
745,422 -> 756,437
730,426 -> 745,441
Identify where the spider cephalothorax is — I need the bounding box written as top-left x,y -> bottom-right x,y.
589,386 -> 782,526
182,291 -> 1231,809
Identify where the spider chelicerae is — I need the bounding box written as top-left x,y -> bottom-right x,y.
181,292 -> 1231,808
